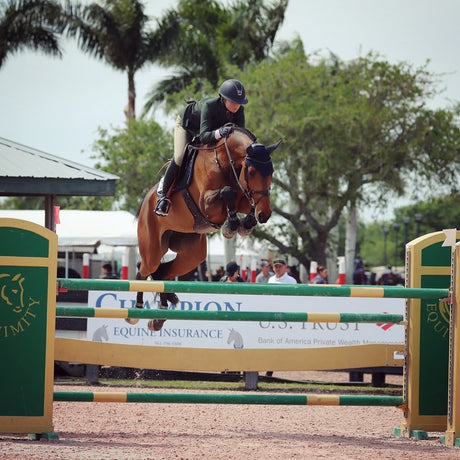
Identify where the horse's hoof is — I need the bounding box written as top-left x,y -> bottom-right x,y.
167,293 -> 179,305
237,224 -> 254,236
222,220 -> 238,239
148,319 -> 166,331
125,317 -> 139,325
222,229 -> 236,239
241,213 -> 257,229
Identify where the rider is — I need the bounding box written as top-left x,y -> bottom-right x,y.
154,79 -> 249,216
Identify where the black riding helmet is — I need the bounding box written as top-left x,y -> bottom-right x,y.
219,79 -> 248,105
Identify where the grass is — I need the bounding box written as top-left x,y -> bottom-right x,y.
54,377 -> 402,396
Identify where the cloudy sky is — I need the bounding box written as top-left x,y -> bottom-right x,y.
1,0 -> 458,217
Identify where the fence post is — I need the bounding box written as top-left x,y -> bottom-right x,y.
397,230 -> 460,439
443,240 -> 460,445
0,218 -> 58,439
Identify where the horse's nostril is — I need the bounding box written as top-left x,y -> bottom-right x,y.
257,212 -> 271,224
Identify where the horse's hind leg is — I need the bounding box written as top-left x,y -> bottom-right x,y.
146,233 -> 207,331
144,261 -> 181,331
147,292 -> 176,332
125,269 -> 148,325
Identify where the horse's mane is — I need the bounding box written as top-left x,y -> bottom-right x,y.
231,126 -> 257,142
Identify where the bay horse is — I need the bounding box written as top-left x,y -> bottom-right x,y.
130,127 -> 280,331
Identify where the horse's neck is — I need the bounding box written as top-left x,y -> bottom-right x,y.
216,137 -> 248,172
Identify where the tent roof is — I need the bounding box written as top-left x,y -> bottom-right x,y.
0,136 -> 118,197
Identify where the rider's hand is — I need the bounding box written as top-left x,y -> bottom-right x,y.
215,126 -> 232,140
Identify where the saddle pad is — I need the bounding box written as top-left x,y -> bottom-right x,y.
173,147 -> 198,192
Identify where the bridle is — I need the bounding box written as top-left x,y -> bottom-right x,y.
222,138 -> 271,208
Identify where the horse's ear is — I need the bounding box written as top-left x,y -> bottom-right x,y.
266,140 -> 282,155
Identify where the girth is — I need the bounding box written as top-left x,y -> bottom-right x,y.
173,145 -> 222,233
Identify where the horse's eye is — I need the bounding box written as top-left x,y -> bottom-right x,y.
248,168 -> 256,178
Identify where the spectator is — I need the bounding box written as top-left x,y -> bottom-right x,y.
379,268 -> 404,286
220,261 -> 245,282
378,267 -> 392,285
268,259 -> 297,284
287,265 -> 301,283
266,258 -> 296,377
212,266 -> 225,281
101,263 -> 118,279
352,257 -> 367,285
255,260 -> 273,283
311,265 -> 328,284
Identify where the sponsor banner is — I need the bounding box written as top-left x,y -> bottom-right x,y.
86,290 -> 404,349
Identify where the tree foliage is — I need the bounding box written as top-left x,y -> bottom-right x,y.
358,193 -> 460,268
90,118 -> 172,213
394,193 -> 460,242
142,0 -> 288,115
0,0 -> 64,68
240,42 -> 460,269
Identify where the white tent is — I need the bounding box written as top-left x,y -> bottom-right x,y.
0,210 -> 265,273
0,210 -> 138,251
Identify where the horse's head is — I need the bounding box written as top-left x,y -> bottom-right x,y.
241,140 -> 281,223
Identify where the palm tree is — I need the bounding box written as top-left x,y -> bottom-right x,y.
142,0 -> 224,115
142,0 -> 289,115
221,0 -> 289,66
65,0 -> 180,119
0,0 -> 64,69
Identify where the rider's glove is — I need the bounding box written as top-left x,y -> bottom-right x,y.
215,126 -> 232,140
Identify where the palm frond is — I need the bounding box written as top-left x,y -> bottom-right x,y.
0,0 -> 64,67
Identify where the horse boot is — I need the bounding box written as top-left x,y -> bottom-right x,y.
238,207 -> 257,236
220,186 -> 240,238
154,160 -> 180,216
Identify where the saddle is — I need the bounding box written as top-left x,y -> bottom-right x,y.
172,144 -> 221,233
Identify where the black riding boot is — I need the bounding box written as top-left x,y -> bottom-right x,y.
154,160 -> 180,216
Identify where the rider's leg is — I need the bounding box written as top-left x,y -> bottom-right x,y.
154,116 -> 189,216
154,161 -> 180,216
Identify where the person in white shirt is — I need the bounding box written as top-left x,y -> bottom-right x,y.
268,259 -> 297,284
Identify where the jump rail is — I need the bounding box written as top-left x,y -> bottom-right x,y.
55,306 -> 404,324
57,278 -> 449,300
53,391 -> 403,407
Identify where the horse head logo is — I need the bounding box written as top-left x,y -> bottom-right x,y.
92,325 -> 109,342
227,328 -> 244,349
0,273 -> 25,314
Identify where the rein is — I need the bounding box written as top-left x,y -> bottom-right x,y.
223,139 -> 255,207
192,131 -> 270,208
222,138 -> 270,208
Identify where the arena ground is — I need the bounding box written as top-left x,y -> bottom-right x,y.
1,372 -> 458,459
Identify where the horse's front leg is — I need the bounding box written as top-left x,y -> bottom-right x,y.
238,206 -> 257,236
220,186 -> 240,239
